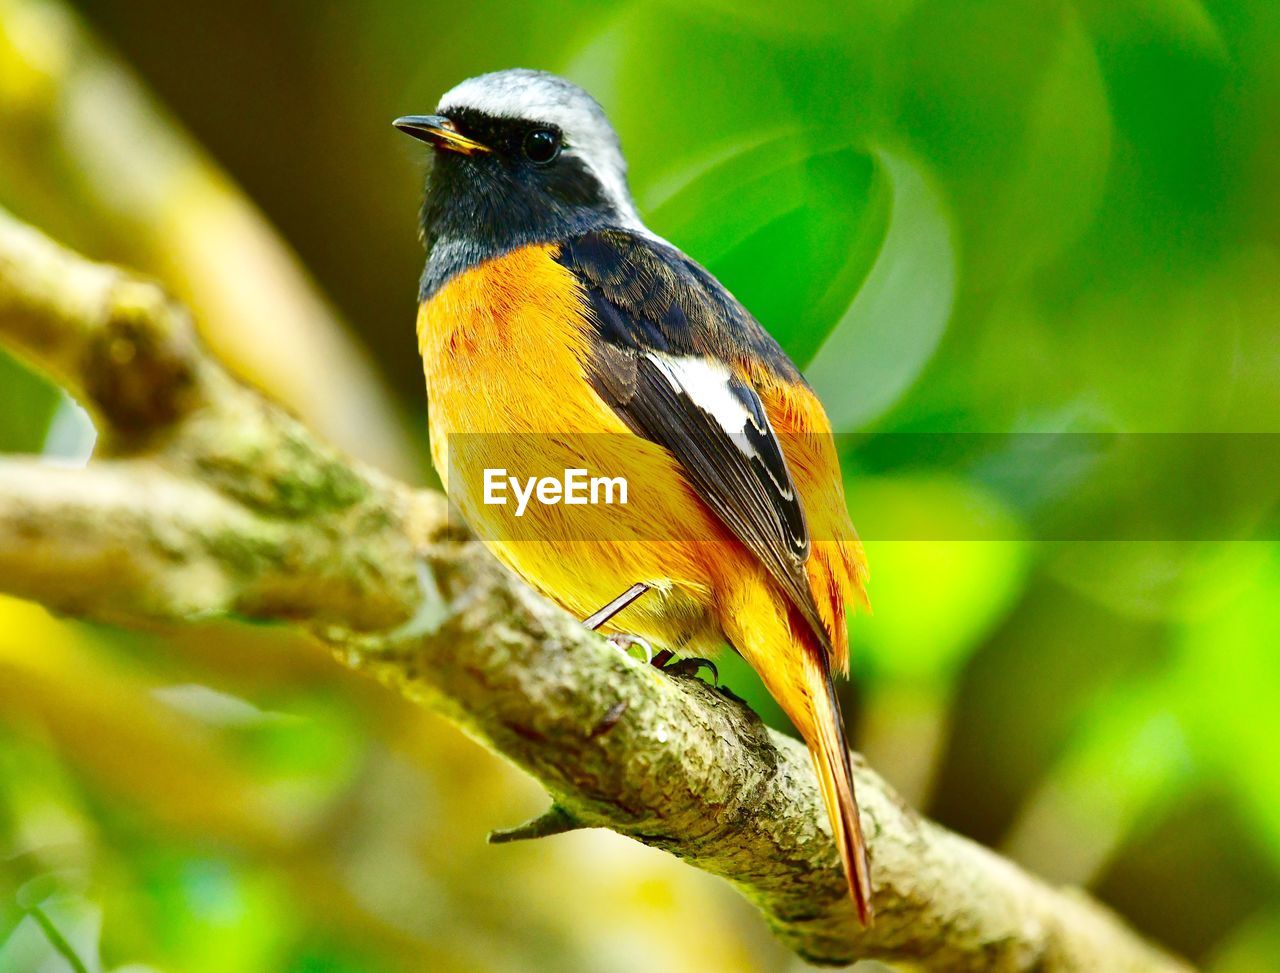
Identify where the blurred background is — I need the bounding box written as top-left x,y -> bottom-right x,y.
2,0 -> 1279,969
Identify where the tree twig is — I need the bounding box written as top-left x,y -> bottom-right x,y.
0,208 -> 1195,971
488,805 -> 584,844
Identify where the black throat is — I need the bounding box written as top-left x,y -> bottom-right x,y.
417,110 -> 629,300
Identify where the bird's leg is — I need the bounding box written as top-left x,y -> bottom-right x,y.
583,583 -> 656,662
580,583 -> 715,681
581,582 -> 649,631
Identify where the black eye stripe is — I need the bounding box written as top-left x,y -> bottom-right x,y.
444,108 -> 566,162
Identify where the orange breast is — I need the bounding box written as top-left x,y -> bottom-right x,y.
418,244 -> 625,446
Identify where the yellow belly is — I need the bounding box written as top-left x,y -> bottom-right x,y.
417,243 -> 727,651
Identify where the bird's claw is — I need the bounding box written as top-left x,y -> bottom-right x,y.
647,648 -> 718,683
660,656 -> 719,684
607,637 -> 717,684
607,633 -> 655,665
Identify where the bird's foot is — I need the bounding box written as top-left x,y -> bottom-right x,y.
607,636 -> 717,684
650,649 -> 718,684
607,633 -> 655,665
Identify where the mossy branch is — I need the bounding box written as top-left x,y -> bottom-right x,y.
0,209 -> 1194,971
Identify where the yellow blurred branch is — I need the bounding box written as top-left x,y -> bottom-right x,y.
0,0 -> 418,477
0,209 -> 1195,972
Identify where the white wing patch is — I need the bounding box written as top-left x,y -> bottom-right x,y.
645,354 -> 751,434
643,353 -> 796,503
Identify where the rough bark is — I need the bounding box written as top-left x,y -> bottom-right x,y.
0,209 -> 1195,971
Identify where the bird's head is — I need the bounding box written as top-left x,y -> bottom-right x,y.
396,69 -> 644,296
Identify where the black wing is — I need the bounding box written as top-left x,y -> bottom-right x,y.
556,229 -> 834,655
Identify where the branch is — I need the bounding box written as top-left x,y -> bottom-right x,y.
0,209 -> 1195,971
0,0 -> 417,476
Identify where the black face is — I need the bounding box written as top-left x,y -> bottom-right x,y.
417,108 -> 624,300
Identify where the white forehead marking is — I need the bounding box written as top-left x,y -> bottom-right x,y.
438,68 -> 648,233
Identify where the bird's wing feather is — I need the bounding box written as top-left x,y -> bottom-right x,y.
557,229 -> 835,656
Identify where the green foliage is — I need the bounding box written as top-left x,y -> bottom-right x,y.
0,350 -> 60,454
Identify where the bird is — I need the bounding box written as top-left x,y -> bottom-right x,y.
395,68 -> 872,923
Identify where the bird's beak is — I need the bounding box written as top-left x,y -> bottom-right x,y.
393,115 -> 490,155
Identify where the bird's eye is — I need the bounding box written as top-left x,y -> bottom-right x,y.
522,128 -> 561,164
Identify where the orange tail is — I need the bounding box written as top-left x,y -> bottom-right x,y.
803,649 -> 874,925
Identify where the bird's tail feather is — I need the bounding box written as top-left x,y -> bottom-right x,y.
802,648 -> 874,925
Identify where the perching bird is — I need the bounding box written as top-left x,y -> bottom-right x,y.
396,68 -> 872,923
